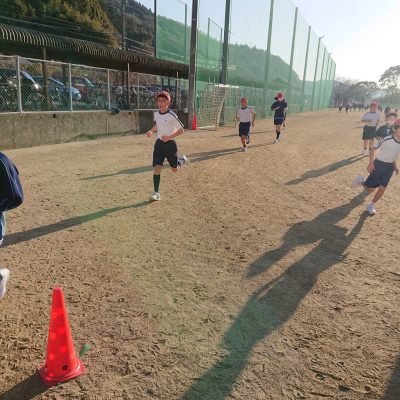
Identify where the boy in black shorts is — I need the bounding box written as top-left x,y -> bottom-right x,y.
235,97 -> 255,151
145,91 -> 186,201
271,93 -> 287,143
361,102 -> 380,155
352,119 -> 400,215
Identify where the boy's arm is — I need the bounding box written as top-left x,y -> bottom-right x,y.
367,147 -> 376,173
252,110 -> 256,126
161,127 -> 184,142
146,124 -> 157,137
394,161 -> 399,175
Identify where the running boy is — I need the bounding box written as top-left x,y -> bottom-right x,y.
0,151 -> 24,299
271,93 -> 287,143
352,119 -> 400,215
361,102 -> 380,155
145,91 -> 186,201
235,97 -> 255,151
375,111 -> 397,140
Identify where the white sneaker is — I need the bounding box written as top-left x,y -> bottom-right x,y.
366,202 -> 376,215
351,175 -> 365,188
241,147 -> 247,152
274,138 -> 279,144
177,154 -> 189,168
363,148 -> 369,155
0,268 -> 10,300
150,192 -> 160,201
246,136 -> 250,144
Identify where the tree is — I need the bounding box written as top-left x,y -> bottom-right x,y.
379,66 -> 400,94
332,78 -> 356,106
348,81 -> 378,103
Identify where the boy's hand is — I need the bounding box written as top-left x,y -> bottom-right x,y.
367,161 -> 375,173
395,166 -> 399,175
161,135 -> 171,142
252,122 -> 255,127
146,130 -> 152,138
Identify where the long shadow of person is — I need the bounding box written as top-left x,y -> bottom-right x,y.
3,200 -> 151,247
286,154 -> 366,186
182,192 -> 368,400
383,352 -> 400,399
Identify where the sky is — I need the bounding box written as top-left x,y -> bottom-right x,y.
138,0 -> 399,83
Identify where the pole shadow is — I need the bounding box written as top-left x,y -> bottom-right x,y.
383,353 -> 400,399
286,154 -> 366,186
3,200 -> 151,247
0,371 -> 48,400
182,192 -> 368,400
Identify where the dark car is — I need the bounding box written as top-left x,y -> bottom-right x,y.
33,76 -> 81,100
0,68 -> 43,111
71,76 -> 107,108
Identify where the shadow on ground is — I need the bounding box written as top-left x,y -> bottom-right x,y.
182,192 -> 369,399
3,201 -> 151,247
286,154 -> 366,185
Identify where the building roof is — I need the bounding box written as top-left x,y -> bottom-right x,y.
0,23 -> 188,78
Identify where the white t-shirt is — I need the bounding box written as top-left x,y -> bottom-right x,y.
361,111 -> 380,127
236,106 -> 255,123
374,135 -> 400,163
154,110 -> 184,140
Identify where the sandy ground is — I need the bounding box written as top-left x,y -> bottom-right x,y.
1,108 -> 400,400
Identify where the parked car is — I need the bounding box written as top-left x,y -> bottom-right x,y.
32,76 -> 81,106
70,76 -> 106,109
0,68 -> 43,111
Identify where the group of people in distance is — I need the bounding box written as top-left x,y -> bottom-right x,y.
352,102 -> 400,215
145,90 -> 400,217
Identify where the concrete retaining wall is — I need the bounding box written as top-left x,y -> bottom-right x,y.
0,110 -> 158,150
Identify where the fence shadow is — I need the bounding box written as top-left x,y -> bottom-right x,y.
286,154 -> 366,186
3,200 -> 150,247
182,192 -> 368,400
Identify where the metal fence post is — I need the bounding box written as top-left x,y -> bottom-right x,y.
16,56 -> 22,112
262,0 -> 274,118
300,25 -> 311,112
287,7 -> 298,110
107,69 -> 111,110
317,47 -> 326,109
311,35 -> 323,111
68,64 -> 73,111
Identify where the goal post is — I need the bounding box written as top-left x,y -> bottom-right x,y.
196,84 -> 241,130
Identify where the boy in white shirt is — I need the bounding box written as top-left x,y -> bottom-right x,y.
361,102 -> 380,155
145,91 -> 186,201
352,119 -> 400,215
235,97 -> 255,151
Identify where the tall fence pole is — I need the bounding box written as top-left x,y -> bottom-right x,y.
311,35 -> 323,111
317,47 -> 326,109
287,7 -> 298,109
262,0 -> 274,118
153,0 -> 157,57
187,0 -> 199,128
220,0 -> 231,84
300,25 -> 311,112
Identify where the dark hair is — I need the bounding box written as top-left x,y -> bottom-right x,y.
387,112 -> 398,119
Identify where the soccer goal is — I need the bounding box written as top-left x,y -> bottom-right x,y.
196,84 -> 240,130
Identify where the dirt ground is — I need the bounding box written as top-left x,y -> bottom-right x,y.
1,108 -> 400,400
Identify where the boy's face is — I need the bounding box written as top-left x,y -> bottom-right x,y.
241,99 -> 248,107
157,96 -> 170,112
370,105 -> 377,112
387,115 -> 396,125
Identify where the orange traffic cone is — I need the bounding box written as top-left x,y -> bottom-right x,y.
191,113 -> 198,130
38,287 -> 86,387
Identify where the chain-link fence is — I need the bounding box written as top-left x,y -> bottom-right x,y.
0,55 -> 188,113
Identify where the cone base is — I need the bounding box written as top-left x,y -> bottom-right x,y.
38,359 -> 86,387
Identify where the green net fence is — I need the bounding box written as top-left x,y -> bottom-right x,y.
155,0 -> 336,126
